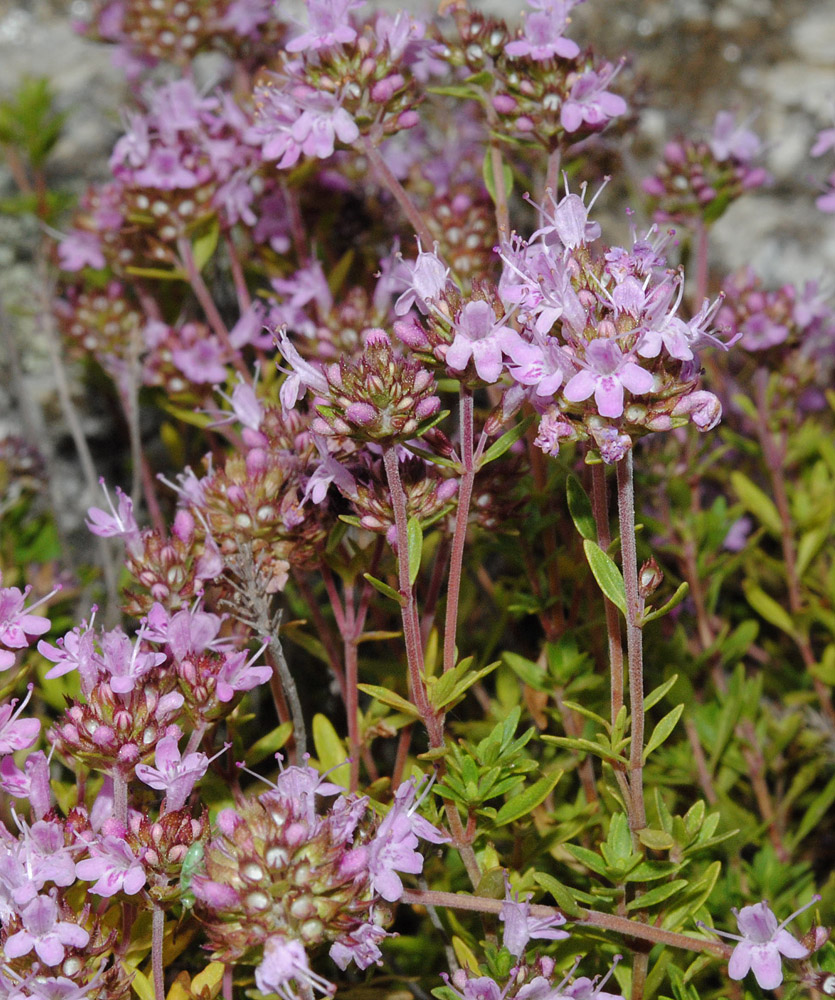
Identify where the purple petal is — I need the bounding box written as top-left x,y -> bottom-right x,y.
595,376 -> 624,418
563,370 -> 596,402
619,362 -> 654,395
750,944 -> 784,990
728,941 -> 753,981
3,930 -> 34,959
35,936 -> 66,967
774,929 -> 809,959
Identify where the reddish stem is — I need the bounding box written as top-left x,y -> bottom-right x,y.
443,389 -> 475,674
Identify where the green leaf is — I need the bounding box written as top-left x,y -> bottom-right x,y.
156,398 -> 214,429
127,966 -> 156,1000
640,583 -> 689,625
312,713 -> 350,788
192,219 -> 219,271
787,772 -> 835,850
502,651 -> 548,691
582,539 -> 627,616
742,580 -> 797,637
427,84 -> 485,101
482,146 -> 514,207
478,417 -> 533,468
730,471 -> 782,534
625,879 -> 688,911
407,517 -> 423,587
541,734 -> 629,765
719,620 -> 759,665
638,828 -> 675,851
451,936 -> 482,974
124,265 -> 186,281
643,704 -> 684,763
797,525 -> 830,578
562,843 -> 609,878
643,674 -> 679,713
247,722 -> 294,765
566,474 -> 596,541
494,770 -> 562,826
362,572 -> 405,606
662,861 -> 721,931
427,658 -> 499,711
327,248 -> 355,296
356,684 -> 420,718
532,872 -> 583,917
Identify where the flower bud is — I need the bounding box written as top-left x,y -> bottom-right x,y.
639,557 -> 663,599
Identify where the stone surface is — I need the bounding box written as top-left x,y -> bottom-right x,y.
1,0 -> 835,539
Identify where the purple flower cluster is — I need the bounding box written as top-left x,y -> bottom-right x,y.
193,764 -> 447,989
642,111 -> 770,227
393,187 -> 727,463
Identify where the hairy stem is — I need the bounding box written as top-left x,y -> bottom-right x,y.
443,389 -> 475,674
616,452 -> 646,830
113,774 -> 128,828
398,889 -> 730,957
591,463 -> 625,725
694,218 -> 710,307
383,446 -> 440,745
361,136 -> 435,249
176,237 -> 250,380
152,907 -> 165,1000
753,370 -> 835,723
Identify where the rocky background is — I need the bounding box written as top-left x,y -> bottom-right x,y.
1,0 -> 834,544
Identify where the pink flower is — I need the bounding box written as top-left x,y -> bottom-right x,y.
0,686 -> 40,755
253,83 -> 359,170
57,230 -> 105,271
505,2 -> 580,61
285,0 -> 364,52
446,301 -> 533,383
0,575 -> 53,650
329,922 -> 389,971
75,833 -> 147,897
500,880 -> 569,957
563,339 -> 653,418
98,626 -> 166,695
216,645 -> 273,702
255,936 -> 335,1000
4,895 -> 89,967
366,777 -> 448,902
709,111 -> 762,164
86,479 -> 142,552
394,247 -> 449,315
135,735 -> 229,811
0,751 -> 52,818
704,897 -> 818,991
39,620 -> 101,695
561,63 -> 627,133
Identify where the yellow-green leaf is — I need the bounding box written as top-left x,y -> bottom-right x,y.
742,580 -> 797,637
731,471 -> 781,534
583,539 -> 626,616
357,683 -> 420,718
312,713 -> 350,788
494,770 -> 562,826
